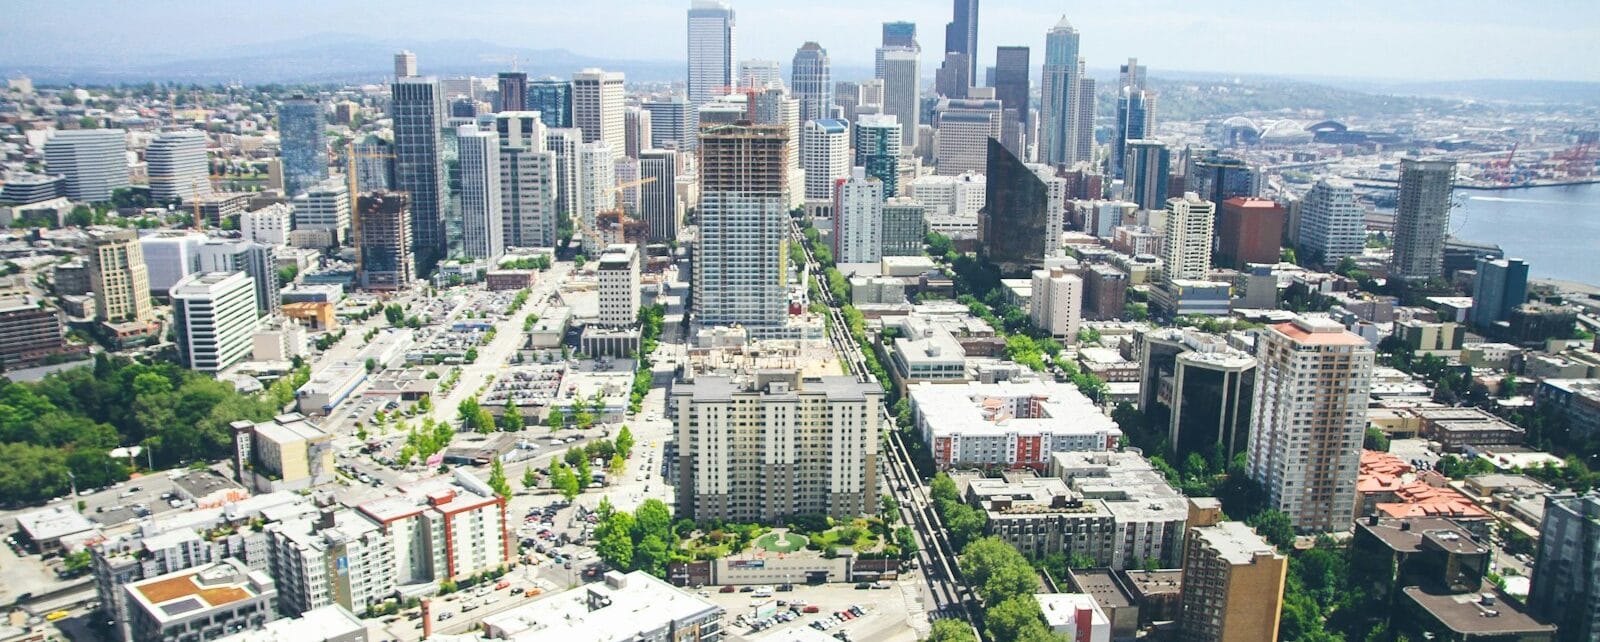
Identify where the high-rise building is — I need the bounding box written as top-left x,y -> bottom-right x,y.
835,169 -> 883,264
1040,18 -> 1081,166
882,197 -> 926,257
1161,193 -> 1215,282
576,142 -> 617,254
752,88 -> 806,210
1246,316 -> 1374,532
1073,73 -> 1096,165
854,114 -> 902,197
1216,197 -> 1284,269
1030,267 -> 1082,339
240,202 -> 292,246
881,20 -> 918,49
1296,178 -> 1365,268
878,47 -> 921,152
693,122 -> 789,330
1391,158 -> 1456,282
496,72 -> 527,112
1120,58 -> 1147,91
1187,153 -> 1258,205
1125,139 -> 1170,210
934,52 -> 971,100
526,78 -> 572,128
1529,491 -> 1600,642
278,95 -> 327,198
146,130 -> 211,203
1178,520 -> 1287,642
89,228 -> 153,323
139,231 -> 206,295
357,192 -> 414,291
196,240 -> 279,317
171,272 -> 258,373
545,128 -> 585,228
1138,328 -> 1257,459
980,139 -> 1051,274
596,243 -> 641,327
571,69 -> 626,154
44,129 -> 128,202
455,124 -> 504,260
641,97 -> 691,150
993,46 -> 1031,158
933,98 -> 1003,176
390,76 -> 448,273
639,149 -> 681,242
1081,263 -> 1127,321
801,119 -> 851,206
945,0 -> 979,79
1114,89 -> 1156,178
672,369 -> 881,522
833,81 -> 864,123
623,107 -> 652,159
1471,257 -> 1530,332
292,178 -> 350,242
393,50 -> 417,78
791,42 -> 832,124
737,59 -> 781,90
0,295 -> 68,370
495,112 -> 558,249
687,0 -> 736,106
351,137 -> 392,192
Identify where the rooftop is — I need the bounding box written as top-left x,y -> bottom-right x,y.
913,380 -> 1121,440
15,505 -> 97,541
1035,593 -> 1111,631
1402,585 -> 1555,636
1191,521 -> 1281,565
1357,517 -> 1487,556
127,559 -> 272,623
213,605 -> 364,642
480,570 -> 721,642
1274,316 -> 1368,346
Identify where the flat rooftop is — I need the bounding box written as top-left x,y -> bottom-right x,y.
1068,569 -> 1134,610
16,506 -> 97,541
127,559 -> 270,623
1402,585 -> 1555,637
481,570 -> 721,642
1191,521 -> 1280,565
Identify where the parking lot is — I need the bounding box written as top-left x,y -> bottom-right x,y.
698,580 -> 923,642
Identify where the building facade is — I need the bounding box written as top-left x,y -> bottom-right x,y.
495,112 -> 559,249
90,228 -> 154,323
356,192 -> 414,291
455,124 -> 504,260
791,42 -> 831,123
147,130 -> 211,203
1295,178 -> 1365,268
854,115 -> 902,197
1161,193 -> 1215,282
597,244 -> 641,327
572,69 -> 626,156
1178,521 -> 1287,642
1030,268 -> 1083,340
171,272 -> 259,373
835,170 -> 884,265
390,77 -> 448,273
278,95 -> 328,198
1391,158 -> 1456,282
44,129 -> 129,202
693,123 -> 790,330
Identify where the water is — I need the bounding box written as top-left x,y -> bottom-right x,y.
1449,181 -> 1600,286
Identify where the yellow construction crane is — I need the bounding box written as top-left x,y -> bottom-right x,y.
345,140 -> 395,274
145,175 -> 215,232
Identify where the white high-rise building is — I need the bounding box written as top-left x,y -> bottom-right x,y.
456,124 -> 504,260
241,203 -> 292,246
140,231 -> 206,295
1030,162 -> 1071,258
687,0 -> 736,106
197,240 -> 279,317
44,129 -> 129,202
934,98 -> 1003,176
878,47 -> 920,152
394,50 -> 417,78
694,123 -> 789,330
571,69 -> 626,154
738,59 -> 781,90
545,128 -> 585,227
577,142 -> 616,255
1246,316 -> 1374,533
1161,192 -> 1215,282
146,130 -> 211,203
496,112 -> 559,249
171,271 -> 259,373
291,178 -> 350,240
639,149 -> 681,242
266,509 -> 396,616
835,168 -> 884,264
641,98 -> 691,151
615,157 -> 641,212
596,243 -> 641,327
908,173 -> 986,219
1030,267 -> 1083,340
801,119 -> 851,205
1295,178 -> 1365,268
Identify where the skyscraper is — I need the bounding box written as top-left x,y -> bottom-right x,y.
1246,316 -> 1374,533
854,114 -> 902,198
526,78 -> 573,128
694,122 -> 789,330
571,69 -> 625,154
1124,139 -> 1170,210
979,138 -> 1050,274
1120,57 -> 1147,92
881,197 -> 927,257
1161,192 -> 1216,282
545,128 -> 585,229
455,124 -> 504,260
992,46 -> 1031,159
196,240 -> 278,317
88,228 -> 153,323
1528,491 -> 1600,642
1187,152 -> 1259,205
146,130 -> 211,203
170,272 -> 258,373
945,0 -> 979,79
687,0 -> 736,106
496,72 -> 528,112
44,129 -> 128,202
495,112 -> 558,249
1029,267 -> 1082,339
1471,257 -> 1530,332
791,42 -> 832,124
834,81 -> 864,123
935,52 -> 971,99
881,21 -> 918,49
1216,197 -> 1285,270
278,95 -> 327,198
835,169 -> 883,264
624,107 -> 653,159
639,149 -> 681,242
291,178 -> 350,242
752,88 -> 805,210
357,192 -> 414,291
577,142 -> 617,254
1114,88 -> 1156,178
394,50 -> 417,78
641,98 -> 691,150
1296,178 -> 1366,268
801,119 -> 851,205
1040,18 -> 1081,166
878,48 -> 921,152
933,98 -> 1003,176
390,76 -> 448,274
738,59 -> 781,90
1073,72 -> 1097,165
1391,158 -> 1456,282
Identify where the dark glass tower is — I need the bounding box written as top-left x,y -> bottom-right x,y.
527,78 -> 573,128
979,138 -> 1047,274
992,46 -> 1030,157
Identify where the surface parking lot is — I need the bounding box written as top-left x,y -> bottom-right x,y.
698,580 -> 922,642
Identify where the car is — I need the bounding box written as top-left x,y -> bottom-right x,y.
871,581 -> 891,589
854,582 -> 871,590
438,612 -> 454,621
720,585 -> 736,593
462,601 -> 479,612
803,606 -> 820,614
849,606 -> 864,616
496,580 -> 511,590
739,586 -> 754,593
46,611 -> 70,622
510,587 -> 524,595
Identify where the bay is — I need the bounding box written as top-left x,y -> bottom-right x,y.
1450,181 -> 1600,287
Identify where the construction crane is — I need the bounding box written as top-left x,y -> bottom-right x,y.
345,140 -> 396,275
1485,142 -> 1519,185
145,175 -> 215,232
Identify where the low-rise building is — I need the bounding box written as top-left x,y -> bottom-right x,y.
0,294 -> 73,368
913,381 -> 1121,471
231,414 -> 335,492
295,362 -> 366,415
212,605 -> 366,642
1035,593 -> 1111,642
967,475 -> 1115,564
1414,407 -> 1526,453
1050,451 -> 1189,570
475,570 -> 723,642
15,505 -> 98,555
124,559 -> 278,642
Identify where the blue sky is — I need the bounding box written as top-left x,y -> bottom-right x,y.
4,0 -> 1598,81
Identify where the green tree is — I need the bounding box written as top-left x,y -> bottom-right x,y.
499,406 -> 525,432
521,466 -> 538,490
894,526 -> 918,560
958,537 -> 1038,604
1363,426 -> 1391,452
1248,510 -> 1296,551
487,459 -> 511,498
633,499 -> 673,542
63,550 -> 92,572
615,424 -> 634,458
632,534 -> 671,577
925,620 -> 977,642
549,461 -> 580,501
594,511 -> 636,569
547,408 -> 565,431
983,595 -> 1054,642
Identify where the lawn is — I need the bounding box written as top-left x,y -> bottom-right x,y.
755,531 -> 808,553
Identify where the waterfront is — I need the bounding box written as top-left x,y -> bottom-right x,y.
1450,181 -> 1600,287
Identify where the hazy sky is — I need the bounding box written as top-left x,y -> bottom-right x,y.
5,0 -> 1599,81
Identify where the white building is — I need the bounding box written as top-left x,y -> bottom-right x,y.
241,203 -> 292,246
934,98 -> 1003,176
1161,192 -> 1215,282
686,1 -> 736,106
456,124 -> 504,260
44,129 -> 129,202
291,178 -> 350,242
835,169 -> 884,264
576,141 -> 616,254
571,69 -> 625,155
801,118 -> 851,206
477,571 -> 723,642
545,128 -> 584,225
909,173 -> 986,233
1030,267 -> 1083,340
495,112 -> 559,249
738,59 -> 781,90
171,272 -> 259,373
267,509 -> 395,616
596,243 -> 640,327
147,130 -> 211,203
878,47 -> 920,152
1295,178 -> 1366,268
911,380 -> 1121,470
355,470 -> 509,583
1036,593 -> 1111,642
140,231 -> 207,295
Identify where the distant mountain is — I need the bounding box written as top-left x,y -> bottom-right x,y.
1311,78 -> 1600,106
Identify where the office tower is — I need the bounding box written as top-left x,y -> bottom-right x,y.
687,0 -> 736,105
1081,263 -> 1127,321
0,174 -> 61,205
139,231 -> 205,295
878,47 -> 920,152
1178,520 -> 1287,642
751,88 -> 805,210
390,76 -> 447,273
1125,139 -> 1170,210
833,81 -> 863,123
1161,193 -> 1215,282
44,129 -> 129,202
545,128 -> 584,228
1040,18 -> 1081,165
571,69 -> 626,154
240,203 -> 292,246
1114,89 -> 1156,178
1216,197 -> 1285,269
1529,491 -> 1600,642
170,272 -> 258,373
1138,328 -> 1257,459
980,139 -> 1051,274
1073,72 -> 1096,165
1029,268 -> 1082,339
1471,257 -> 1529,332
909,173 -> 986,220
147,130 -> 211,203
672,369 -> 881,522
1296,178 -> 1364,268
496,72 -> 527,112
1246,316 -> 1374,533
292,178 -> 349,243
854,115 -> 902,197
694,123 -> 789,329
935,52 -> 971,99
623,107 -> 652,159
577,142 -> 617,254
356,192 -> 414,291
945,0 -> 979,78
993,46 -> 1031,158
859,79 -> 886,108
933,98 -> 1002,176
596,243 -> 641,327
351,137 -> 393,192
801,119 -> 851,204
1120,57 -> 1147,91
1188,153 -> 1258,204
197,240 -> 279,317
835,169 -> 884,264
639,149 -> 681,242
278,95 -> 327,198
614,156 -> 642,213
738,59 -> 781,90
641,98 -> 691,150
526,78 -> 573,128
791,42 -> 832,123
394,50 -> 417,78
455,124 -> 504,260
882,198 -> 926,257
698,96 -> 748,127
1391,158 -> 1456,281
88,228 -> 153,323
495,112 -> 559,249
879,20 -> 919,76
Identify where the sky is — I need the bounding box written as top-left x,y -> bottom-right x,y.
4,0 -> 1599,82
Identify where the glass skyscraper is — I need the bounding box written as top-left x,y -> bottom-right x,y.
278,95 -> 327,198
527,78 -> 573,128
